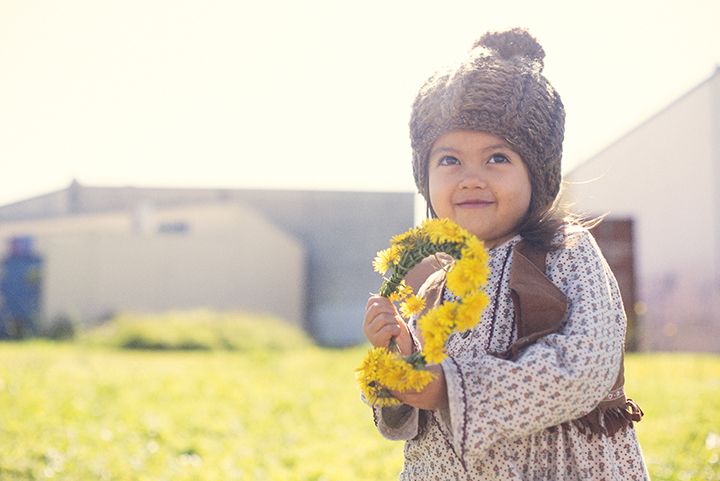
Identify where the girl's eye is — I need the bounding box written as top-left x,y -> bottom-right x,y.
488,153 -> 510,164
438,155 -> 460,166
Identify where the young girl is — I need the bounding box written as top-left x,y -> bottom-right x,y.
362,28 -> 649,480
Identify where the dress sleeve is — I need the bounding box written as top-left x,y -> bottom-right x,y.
440,230 -> 626,460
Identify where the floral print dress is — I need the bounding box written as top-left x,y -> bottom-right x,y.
371,227 -> 649,480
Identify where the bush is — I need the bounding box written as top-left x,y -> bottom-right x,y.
40,315 -> 77,340
80,310 -> 312,351
0,317 -> 36,339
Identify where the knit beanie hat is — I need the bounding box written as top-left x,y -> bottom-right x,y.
410,28 -> 565,219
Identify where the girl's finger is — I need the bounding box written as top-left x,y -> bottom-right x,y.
365,304 -> 396,327
365,295 -> 398,315
365,295 -> 390,311
367,313 -> 399,337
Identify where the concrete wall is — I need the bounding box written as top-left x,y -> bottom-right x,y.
563,70 -> 720,351
229,190 -> 415,346
1,203 -> 305,327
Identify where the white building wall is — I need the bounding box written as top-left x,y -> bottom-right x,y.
1,203 -> 305,328
563,72 -> 720,351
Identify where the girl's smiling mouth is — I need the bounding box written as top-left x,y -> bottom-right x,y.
455,199 -> 494,207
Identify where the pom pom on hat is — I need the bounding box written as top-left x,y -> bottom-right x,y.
473,28 -> 545,68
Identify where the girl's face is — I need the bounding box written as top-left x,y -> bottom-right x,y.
428,130 -> 532,249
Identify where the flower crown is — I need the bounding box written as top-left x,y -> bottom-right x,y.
357,218 -> 490,406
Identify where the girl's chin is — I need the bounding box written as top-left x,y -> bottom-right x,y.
457,227 -> 517,248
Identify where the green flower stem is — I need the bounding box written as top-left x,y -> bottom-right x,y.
379,240 -> 462,297
387,336 -> 400,353
405,351 -> 427,368
380,239 -> 463,355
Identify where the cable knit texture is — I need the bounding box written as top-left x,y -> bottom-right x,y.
372,227 -> 649,480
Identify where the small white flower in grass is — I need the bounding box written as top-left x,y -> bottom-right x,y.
706,431 -> 720,450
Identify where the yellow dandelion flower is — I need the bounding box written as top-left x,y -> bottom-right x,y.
404,368 -> 434,391
456,291 -> 489,331
357,348 -> 405,406
377,356 -> 404,388
356,347 -> 381,383
398,280 -> 413,297
435,304 -> 456,334
447,255 -> 489,297
390,361 -> 434,392
446,262 -> 476,298
463,235 -> 487,260
372,245 -> 402,274
422,332 -> 447,364
389,280 -> 413,303
419,219 -> 444,244
461,238 -> 490,281
390,228 -> 416,246
417,304 -> 447,336
372,251 -> 390,274
418,305 -> 456,364
365,217 -> 490,399
357,372 -> 378,403
416,306 -> 439,335
400,294 -> 426,318
467,256 -> 490,284
421,218 -> 468,244
357,347 -> 435,397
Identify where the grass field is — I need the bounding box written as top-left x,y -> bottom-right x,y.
0,318 -> 718,480
0,341 -> 400,481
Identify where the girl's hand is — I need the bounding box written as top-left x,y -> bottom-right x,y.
392,364 -> 448,411
363,295 -> 413,355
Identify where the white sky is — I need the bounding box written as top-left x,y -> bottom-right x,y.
1,0 -> 719,206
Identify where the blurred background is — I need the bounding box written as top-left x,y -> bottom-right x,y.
0,1 -> 719,480
1,0 -> 719,349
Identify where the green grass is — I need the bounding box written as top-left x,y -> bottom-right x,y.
628,354 -> 720,481
0,342 -> 402,480
79,310 -> 312,352
0,324 -> 718,480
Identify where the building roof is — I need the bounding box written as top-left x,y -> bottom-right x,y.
567,66 -> 720,177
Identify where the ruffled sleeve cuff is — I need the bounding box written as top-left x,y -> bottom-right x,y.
374,404 -> 420,440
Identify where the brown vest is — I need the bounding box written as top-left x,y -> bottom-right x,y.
416,241 -> 643,436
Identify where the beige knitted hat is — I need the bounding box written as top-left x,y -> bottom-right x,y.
410,28 -> 565,218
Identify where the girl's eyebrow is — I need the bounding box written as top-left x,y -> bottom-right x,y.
429,146 -> 460,158
483,143 -> 514,152
429,143 -> 514,158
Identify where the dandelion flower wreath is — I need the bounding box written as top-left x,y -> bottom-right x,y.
357,218 -> 490,406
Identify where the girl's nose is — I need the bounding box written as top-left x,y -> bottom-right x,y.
458,170 -> 488,189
